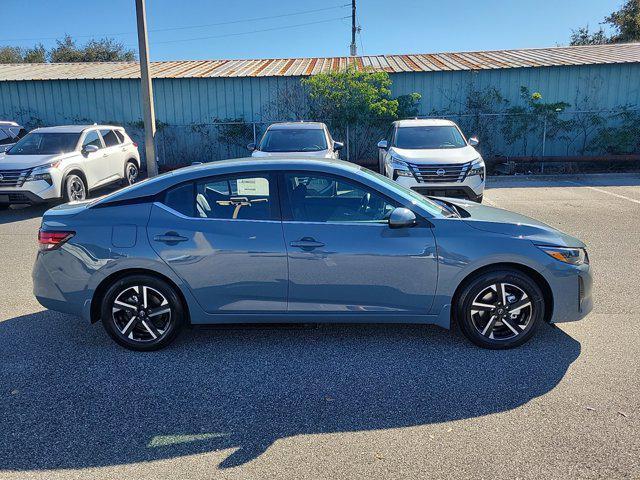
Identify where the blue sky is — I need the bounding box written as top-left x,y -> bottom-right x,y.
2,0 -> 619,60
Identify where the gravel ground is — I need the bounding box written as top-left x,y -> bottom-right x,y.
1,173 -> 638,480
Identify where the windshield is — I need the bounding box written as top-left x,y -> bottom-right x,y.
394,126 -> 467,149
7,132 -> 80,155
358,167 -> 452,218
259,128 -> 327,152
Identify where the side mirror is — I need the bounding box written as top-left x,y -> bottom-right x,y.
377,140 -> 389,150
82,144 -> 99,155
333,141 -> 344,151
468,136 -> 479,147
388,207 -> 417,229
247,143 -> 256,152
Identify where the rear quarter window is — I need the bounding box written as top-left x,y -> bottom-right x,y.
163,183 -> 195,217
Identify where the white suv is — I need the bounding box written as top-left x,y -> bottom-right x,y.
378,119 -> 485,203
249,122 -> 343,158
0,125 -> 140,208
0,121 -> 26,153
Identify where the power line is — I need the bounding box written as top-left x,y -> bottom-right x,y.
0,3 -> 350,43
151,4 -> 350,33
152,16 -> 351,45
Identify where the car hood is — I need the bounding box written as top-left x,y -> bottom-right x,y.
0,152 -> 72,170
252,149 -> 332,158
390,145 -> 479,164
438,197 -> 585,248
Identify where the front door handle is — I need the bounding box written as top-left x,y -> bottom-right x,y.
290,237 -> 325,250
154,232 -> 188,244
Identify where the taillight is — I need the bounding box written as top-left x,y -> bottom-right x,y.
38,229 -> 75,251
133,142 -> 138,148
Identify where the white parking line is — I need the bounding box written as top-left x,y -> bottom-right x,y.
565,180 -> 640,205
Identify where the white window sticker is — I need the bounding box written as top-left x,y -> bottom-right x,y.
237,177 -> 269,196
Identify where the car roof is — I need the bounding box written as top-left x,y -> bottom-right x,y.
31,125 -> 123,134
0,121 -> 21,127
394,118 -> 457,127
267,122 -> 327,130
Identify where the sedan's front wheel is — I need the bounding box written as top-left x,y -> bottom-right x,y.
101,274 -> 185,351
456,269 -> 544,349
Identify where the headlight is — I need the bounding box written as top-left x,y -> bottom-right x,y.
25,163 -> 58,185
467,158 -> 485,179
537,245 -> 589,265
386,155 -> 413,178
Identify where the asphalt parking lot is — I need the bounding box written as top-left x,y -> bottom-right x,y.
1,173 -> 639,480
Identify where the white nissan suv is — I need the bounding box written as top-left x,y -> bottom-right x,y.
249,122 -> 343,159
378,119 -> 485,202
0,125 -> 140,208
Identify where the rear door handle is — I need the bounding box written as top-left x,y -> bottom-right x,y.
290,237 -> 325,250
154,232 -> 188,243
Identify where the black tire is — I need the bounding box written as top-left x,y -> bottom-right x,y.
123,160 -> 139,186
475,194 -> 483,203
100,274 -> 185,351
63,173 -> 87,202
456,269 -> 544,349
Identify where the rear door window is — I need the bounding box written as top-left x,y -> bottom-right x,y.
100,129 -> 120,147
114,130 -> 126,143
163,174 -> 276,221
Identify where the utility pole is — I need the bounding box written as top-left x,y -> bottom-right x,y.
135,0 -> 158,177
349,0 -> 357,56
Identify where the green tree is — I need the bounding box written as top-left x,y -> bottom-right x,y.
24,44 -> 46,63
570,26 -> 610,46
0,44 -> 46,63
0,46 -> 24,63
49,35 -> 136,63
302,68 -> 420,161
605,0 -> 640,42
501,87 -> 571,157
570,0 -> 640,45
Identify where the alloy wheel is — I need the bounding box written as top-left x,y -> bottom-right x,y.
67,175 -> 86,201
126,162 -> 139,185
469,282 -> 533,341
111,285 -> 172,343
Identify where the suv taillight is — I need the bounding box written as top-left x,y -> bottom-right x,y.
38,229 -> 75,251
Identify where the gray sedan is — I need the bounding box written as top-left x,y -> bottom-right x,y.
32,158 -> 592,351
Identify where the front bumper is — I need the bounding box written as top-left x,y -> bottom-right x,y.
0,181 -> 61,205
384,161 -> 485,202
548,262 -> 593,323
393,174 -> 485,202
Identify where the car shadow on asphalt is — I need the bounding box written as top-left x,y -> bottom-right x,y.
0,311 -> 580,472
0,204 -> 48,225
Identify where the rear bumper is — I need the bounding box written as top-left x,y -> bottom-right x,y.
32,249 -> 88,318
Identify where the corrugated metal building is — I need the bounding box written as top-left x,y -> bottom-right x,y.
1,43 -> 639,163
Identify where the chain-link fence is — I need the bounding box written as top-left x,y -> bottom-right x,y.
122,107 -> 640,173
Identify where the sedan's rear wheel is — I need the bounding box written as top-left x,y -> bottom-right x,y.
456,269 -> 544,349
101,274 -> 184,351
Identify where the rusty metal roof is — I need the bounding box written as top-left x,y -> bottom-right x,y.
0,43 -> 638,81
